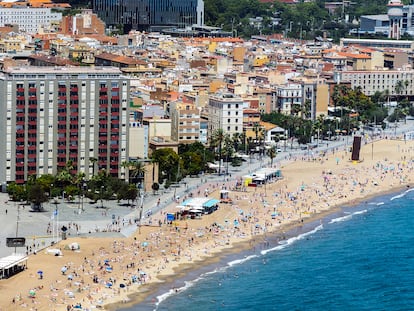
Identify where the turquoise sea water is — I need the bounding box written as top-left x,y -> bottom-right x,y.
123,188 -> 414,311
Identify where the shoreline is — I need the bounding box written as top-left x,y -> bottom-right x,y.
111,183 -> 412,311
1,139 -> 413,311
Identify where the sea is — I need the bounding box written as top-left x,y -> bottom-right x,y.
121,188 -> 414,311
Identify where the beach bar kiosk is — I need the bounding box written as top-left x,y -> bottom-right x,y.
0,254 -> 28,279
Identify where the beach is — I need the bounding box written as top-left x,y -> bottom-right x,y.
0,137 -> 413,311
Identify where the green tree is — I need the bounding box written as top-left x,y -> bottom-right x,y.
27,183 -> 48,212
210,129 -> 225,174
267,146 -> 277,166
151,148 -> 179,183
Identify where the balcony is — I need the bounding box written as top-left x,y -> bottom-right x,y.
100,87 -> 108,92
16,96 -> 25,101
70,87 -> 78,92
28,129 -> 37,135
28,120 -> 37,126
16,136 -> 24,143
15,161 -> 24,167
110,168 -> 118,174
28,153 -> 36,159
58,111 -> 67,117
28,137 -> 37,143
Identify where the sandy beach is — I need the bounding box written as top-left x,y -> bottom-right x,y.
1,137 -> 413,311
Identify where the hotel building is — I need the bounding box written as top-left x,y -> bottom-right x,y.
0,66 -> 130,185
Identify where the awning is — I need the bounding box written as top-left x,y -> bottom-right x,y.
203,199 -> 220,208
181,199 -> 192,206
0,254 -> 27,270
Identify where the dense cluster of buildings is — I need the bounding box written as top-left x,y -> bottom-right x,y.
0,0 -> 412,190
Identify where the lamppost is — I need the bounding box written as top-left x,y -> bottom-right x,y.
137,183 -> 144,234
53,200 -> 59,243
14,202 -> 20,254
100,185 -> 104,209
81,180 -> 87,212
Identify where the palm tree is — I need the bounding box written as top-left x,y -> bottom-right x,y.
395,80 -> 404,101
210,129 -> 225,175
267,146 -> 277,166
232,132 -> 243,153
252,122 -> 261,144
129,161 -> 146,186
89,157 -> 98,177
313,114 -> 325,146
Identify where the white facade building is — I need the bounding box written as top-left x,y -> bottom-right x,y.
274,84 -> 302,115
340,70 -> 414,97
208,93 -> 244,140
0,8 -> 62,34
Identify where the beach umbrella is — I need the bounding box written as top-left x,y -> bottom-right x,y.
139,271 -> 146,275
141,241 -> 149,247
106,266 -> 113,272
29,289 -> 36,298
119,283 -> 126,288
37,270 -> 43,275
61,266 -> 67,274
67,274 -> 73,280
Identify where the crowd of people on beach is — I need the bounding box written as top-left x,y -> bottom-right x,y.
2,139 -> 414,311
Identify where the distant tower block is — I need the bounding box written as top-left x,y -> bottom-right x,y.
387,0 -> 404,39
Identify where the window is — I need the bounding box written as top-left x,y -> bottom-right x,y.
228,119 -> 231,123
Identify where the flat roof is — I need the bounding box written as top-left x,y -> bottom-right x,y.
0,254 -> 27,270
3,66 -> 122,74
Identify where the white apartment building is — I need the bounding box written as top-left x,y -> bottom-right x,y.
340,70 -> 414,96
273,84 -> 302,115
0,8 -> 62,34
208,93 -> 244,139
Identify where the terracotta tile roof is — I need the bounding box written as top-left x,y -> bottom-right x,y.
95,52 -> 146,65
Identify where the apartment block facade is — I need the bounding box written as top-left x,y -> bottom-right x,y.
170,101 -> 200,144
208,93 -> 244,140
0,8 -> 62,34
0,66 -> 130,185
341,70 -> 414,97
